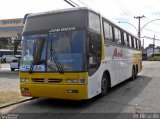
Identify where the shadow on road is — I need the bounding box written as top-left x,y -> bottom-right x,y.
0,71 -> 19,79
9,75 -> 152,114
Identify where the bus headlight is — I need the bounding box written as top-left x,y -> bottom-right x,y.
21,87 -> 29,91
21,78 -> 29,83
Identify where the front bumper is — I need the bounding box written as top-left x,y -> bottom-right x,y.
20,72 -> 88,100
20,83 -> 88,100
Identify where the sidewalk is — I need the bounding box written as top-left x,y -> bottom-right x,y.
0,63 -> 10,70
0,63 -> 30,108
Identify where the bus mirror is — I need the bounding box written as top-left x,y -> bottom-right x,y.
14,42 -> 18,54
14,41 -> 19,54
89,53 -> 92,57
14,40 -> 21,58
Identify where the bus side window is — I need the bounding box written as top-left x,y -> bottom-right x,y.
89,12 -> 100,33
88,32 -> 101,75
133,38 -> 137,49
139,40 -> 141,49
131,36 -> 134,48
103,21 -> 113,42
128,35 -> 132,48
123,32 -> 129,46
114,27 -> 121,44
136,39 -> 139,49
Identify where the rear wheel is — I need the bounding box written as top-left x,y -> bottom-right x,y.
135,66 -> 138,79
100,74 -> 109,96
131,67 -> 136,80
11,68 -> 15,71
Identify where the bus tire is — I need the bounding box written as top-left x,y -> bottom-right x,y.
11,68 -> 15,71
135,65 -> 138,79
131,67 -> 136,80
100,74 -> 109,96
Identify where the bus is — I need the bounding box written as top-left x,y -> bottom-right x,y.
0,49 -> 21,63
18,7 -> 142,100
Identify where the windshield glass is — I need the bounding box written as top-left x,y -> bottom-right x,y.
20,31 -> 86,72
21,35 -> 47,72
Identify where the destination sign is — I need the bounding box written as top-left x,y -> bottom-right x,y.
49,27 -> 76,33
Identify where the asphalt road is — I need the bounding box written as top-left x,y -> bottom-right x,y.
1,61 -> 160,119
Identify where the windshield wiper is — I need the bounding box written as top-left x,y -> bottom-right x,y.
28,38 -> 45,74
50,48 -> 64,74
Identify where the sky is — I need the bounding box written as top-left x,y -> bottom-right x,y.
1,0 -> 160,48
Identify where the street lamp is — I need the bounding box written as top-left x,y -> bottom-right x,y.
140,19 -> 160,33
118,18 -> 160,38
118,19 -> 160,49
118,21 -> 138,32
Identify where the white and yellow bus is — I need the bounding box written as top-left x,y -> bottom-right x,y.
18,7 -> 142,100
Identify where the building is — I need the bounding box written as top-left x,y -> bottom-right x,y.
142,44 -> 160,60
146,44 -> 160,55
0,18 -> 24,49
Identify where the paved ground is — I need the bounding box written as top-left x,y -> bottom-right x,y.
0,61 -> 160,118
0,63 -> 29,107
0,63 -> 10,71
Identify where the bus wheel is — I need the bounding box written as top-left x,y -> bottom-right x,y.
11,68 -> 15,71
100,74 -> 109,96
131,67 -> 136,80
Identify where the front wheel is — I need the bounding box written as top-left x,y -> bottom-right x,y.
11,68 -> 15,71
100,74 -> 109,96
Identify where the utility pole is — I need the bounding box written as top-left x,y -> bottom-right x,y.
134,15 -> 145,38
143,39 -> 144,49
153,34 -> 155,57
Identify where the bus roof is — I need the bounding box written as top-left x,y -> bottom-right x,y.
28,7 -> 90,18
25,7 -> 139,40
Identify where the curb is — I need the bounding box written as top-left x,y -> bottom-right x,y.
0,70 -> 19,74
0,98 -> 35,109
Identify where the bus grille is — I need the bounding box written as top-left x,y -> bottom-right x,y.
32,78 -> 62,83
32,78 -> 44,82
48,79 -> 62,83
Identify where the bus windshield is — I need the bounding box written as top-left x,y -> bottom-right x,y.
21,31 -> 86,72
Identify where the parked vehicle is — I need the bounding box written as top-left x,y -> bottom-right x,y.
10,59 -> 20,71
0,49 -> 21,63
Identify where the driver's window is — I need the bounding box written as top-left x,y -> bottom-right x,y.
88,32 -> 102,76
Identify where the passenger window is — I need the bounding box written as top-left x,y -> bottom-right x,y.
131,37 -> 134,48
139,40 -> 141,49
103,21 -> 113,41
89,12 -> 100,34
123,32 -> 129,46
135,39 -> 138,49
133,38 -> 137,49
114,27 -> 121,44
136,39 -> 139,49
128,35 -> 132,47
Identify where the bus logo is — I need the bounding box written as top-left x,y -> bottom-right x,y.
112,48 -> 123,59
